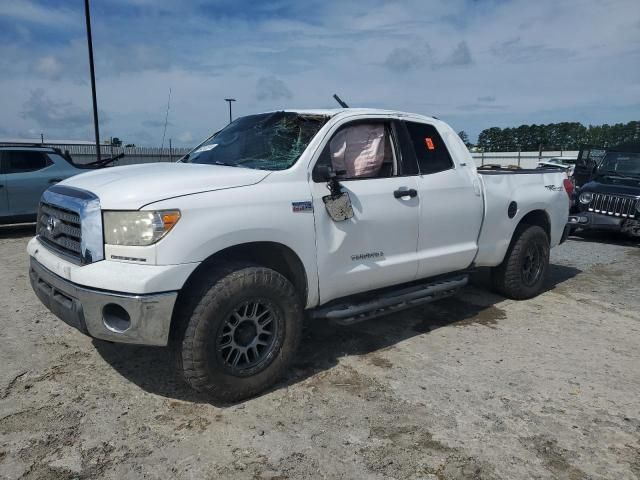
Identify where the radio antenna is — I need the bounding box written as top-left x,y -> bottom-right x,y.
333,94 -> 349,108
161,87 -> 172,151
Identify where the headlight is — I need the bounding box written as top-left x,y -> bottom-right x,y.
103,210 -> 181,246
579,192 -> 594,204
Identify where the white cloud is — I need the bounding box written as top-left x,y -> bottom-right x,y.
0,0 -> 639,145
33,56 -> 64,80
177,131 -> 194,143
435,41 -> 473,68
384,45 -> 431,72
21,89 -> 92,130
256,76 -> 293,101
0,1 -> 77,27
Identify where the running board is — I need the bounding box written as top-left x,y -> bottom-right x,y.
311,275 -> 469,326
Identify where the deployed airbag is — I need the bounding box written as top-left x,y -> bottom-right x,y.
329,124 -> 385,178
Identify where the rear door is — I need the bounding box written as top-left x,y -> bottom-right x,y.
4,150 -> 55,216
310,118 -> 421,303
400,120 -> 483,279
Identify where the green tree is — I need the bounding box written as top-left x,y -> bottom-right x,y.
457,130 -> 471,147
475,120 -> 639,151
477,127 -> 502,151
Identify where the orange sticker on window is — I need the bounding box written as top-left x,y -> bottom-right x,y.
425,137 -> 435,150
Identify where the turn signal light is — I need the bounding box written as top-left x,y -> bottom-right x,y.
161,211 -> 181,230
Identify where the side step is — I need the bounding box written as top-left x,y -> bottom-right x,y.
311,274 -> 469,326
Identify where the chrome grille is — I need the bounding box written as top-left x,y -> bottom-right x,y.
588,193 -> 639,218
37,202 -> 82,262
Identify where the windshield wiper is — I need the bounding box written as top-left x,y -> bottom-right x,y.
213,160 -> 238,167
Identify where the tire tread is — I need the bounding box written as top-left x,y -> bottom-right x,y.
491,225 -> 549,300
174,262 -> 302,402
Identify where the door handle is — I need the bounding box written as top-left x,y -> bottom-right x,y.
48,178 -> 63,184
393,188 -> 417,199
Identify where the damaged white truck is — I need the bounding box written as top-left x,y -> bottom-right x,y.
28,109 -> 571,401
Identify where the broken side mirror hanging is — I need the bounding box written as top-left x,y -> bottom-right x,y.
319,166 -> 354,222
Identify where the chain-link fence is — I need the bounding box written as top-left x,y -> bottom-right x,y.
0,142 -> 191,166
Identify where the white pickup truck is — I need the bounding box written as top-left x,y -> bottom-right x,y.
28,109 -> 570,401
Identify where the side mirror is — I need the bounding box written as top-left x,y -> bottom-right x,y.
315,165 -> 333,182
314,164 -> 353,221
323,191 -> 354,222
315,165 -> 346,182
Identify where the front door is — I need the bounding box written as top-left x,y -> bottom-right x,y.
310,119 -> 420,304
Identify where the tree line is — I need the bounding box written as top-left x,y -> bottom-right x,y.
458,121 -> 639,152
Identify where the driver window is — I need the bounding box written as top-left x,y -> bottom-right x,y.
316,122 -> 396,180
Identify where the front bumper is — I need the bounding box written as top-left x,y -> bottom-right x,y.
567,211 -> 640,236
29,257 -> 177,346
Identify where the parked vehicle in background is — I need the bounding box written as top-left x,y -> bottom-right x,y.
569,149 -> 640,236
0,146 -> 119,224
573,145 -> 608,187
28,108 -> 571,401
537,157 -> 576,176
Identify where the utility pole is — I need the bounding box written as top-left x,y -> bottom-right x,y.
84,0 -> 101,163
224,98 -> 236,124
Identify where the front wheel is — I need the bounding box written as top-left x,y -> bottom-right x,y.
491,225 -> 550,300
176,264 -> 302,402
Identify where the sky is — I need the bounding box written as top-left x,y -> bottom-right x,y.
0,0 -> 639,146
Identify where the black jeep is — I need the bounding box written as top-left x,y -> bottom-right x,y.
569,144 -> 640,237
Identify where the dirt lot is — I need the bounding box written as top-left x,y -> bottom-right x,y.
1,226 -> 639,480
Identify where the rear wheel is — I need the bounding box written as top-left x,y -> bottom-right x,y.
176,263 -> 302,402
491,225 -> 550,299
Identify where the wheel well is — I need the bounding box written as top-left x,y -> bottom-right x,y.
184,242 -> 308,302
169,242 -> 308,342
518,210 -> 550,239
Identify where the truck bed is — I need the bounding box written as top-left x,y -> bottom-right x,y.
473,168 -> 569,267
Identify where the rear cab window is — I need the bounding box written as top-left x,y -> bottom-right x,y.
402,121 -> 454,175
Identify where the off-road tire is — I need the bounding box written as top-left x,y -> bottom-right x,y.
491,225 -> 550,300
175,263 -> 302,402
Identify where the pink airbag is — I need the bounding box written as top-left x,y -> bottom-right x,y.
330,124 -> 385,178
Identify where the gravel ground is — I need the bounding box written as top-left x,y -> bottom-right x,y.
0,225 -> 639,480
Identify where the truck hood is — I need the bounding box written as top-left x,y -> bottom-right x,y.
59,162 -> 271,209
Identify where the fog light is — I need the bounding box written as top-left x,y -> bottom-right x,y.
103,303 -> 131,333
579,216 -> 589,223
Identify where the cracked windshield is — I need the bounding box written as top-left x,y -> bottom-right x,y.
183,112 -> 328,170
